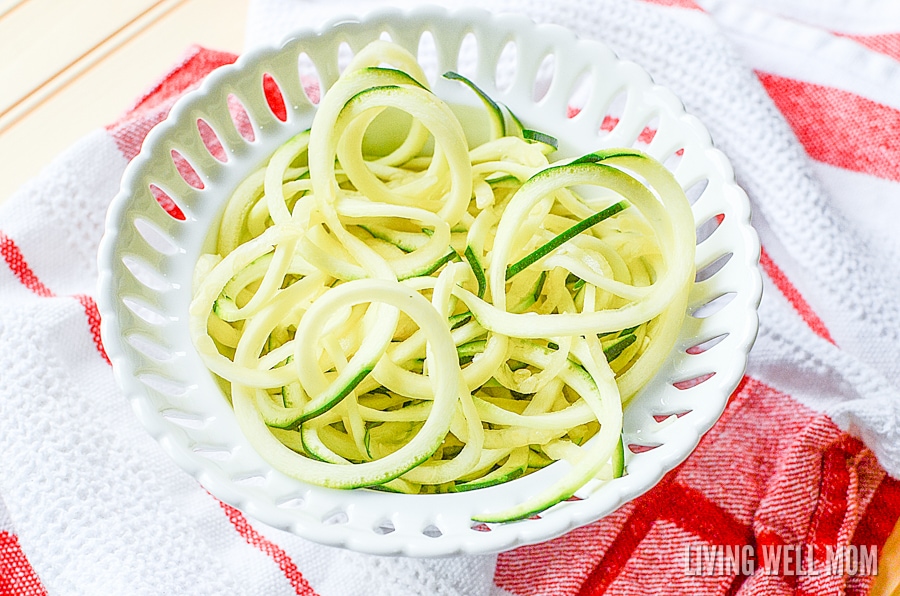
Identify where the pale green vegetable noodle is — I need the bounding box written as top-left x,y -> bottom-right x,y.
188,40 -> 696,522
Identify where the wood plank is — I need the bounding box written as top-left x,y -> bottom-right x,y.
0,0 -> 26,19
0,0 -> 166,115
871,518 -> 900,595
0,0 -> 187,135
0,0 -> 247,204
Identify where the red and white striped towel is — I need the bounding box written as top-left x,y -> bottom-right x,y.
2,0 -> 900,594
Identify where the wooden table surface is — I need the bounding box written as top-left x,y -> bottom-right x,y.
0,0 -> 249,203
0,1 -> 897,593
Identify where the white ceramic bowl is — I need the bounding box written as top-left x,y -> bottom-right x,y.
97,5 -> 762,556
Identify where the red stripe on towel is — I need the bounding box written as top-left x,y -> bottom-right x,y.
0,232 -> 55,298
852,475 -> 900,552
575,479 -> 750,595
107,46 -> 239,160
0,531 -> 48,596
757,72 -> 900,182
639,0 -> 703,9
837,32 -> 900,63
75,294 -> 110,365
218,501 -> 319,596
1,230 -> 111,362
759,247 -> 835,344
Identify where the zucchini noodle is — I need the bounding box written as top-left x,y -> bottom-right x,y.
188,40 -> 696,522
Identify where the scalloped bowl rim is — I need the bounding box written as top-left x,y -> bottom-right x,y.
97,5 -> 762,557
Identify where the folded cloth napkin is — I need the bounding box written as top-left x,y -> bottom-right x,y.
2,0 -> 900,594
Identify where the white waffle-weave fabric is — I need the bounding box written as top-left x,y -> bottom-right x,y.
1,0 -> 900,594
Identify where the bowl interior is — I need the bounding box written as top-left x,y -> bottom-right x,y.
97,5 -> 761,556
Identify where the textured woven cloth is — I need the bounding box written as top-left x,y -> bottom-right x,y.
2,0 -> 900,594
